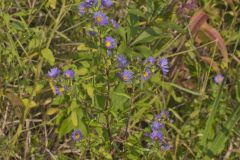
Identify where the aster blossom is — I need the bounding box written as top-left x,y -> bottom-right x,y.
110,19 -> 119,29
117,54 -> 127,69
101,0 -> 113,7
158,58 -> 169,75
150,130 -> 163,142
122,70 -> 133,82
85,0 -> 98,7
105,36 -> 116,50
142,70 -> 151,81
72,130 -> 83,141
55,86 -> 66,95
79,2 -> 88,15
48,67 -> 61,79
214,74 -> 224,84
145,56 -> 155,65
63,69 -> 75,79
152,121 -> 164,130
93,12 -> 108,26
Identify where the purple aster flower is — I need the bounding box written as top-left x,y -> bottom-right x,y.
155,114 -> 161,120
63,69 -> 75,79
55,86 -> 66,95
117,54 -> 127,69
85,0 -> 98,7
107,50 -> 111,56
48,67 -> 61,79
105,36 -> 116,50
214,74 -> 224,84
101,0 -> 113,7
160,111 -> 170,119
122,70 -> 133,82
152,121 -> 164,130
161,144 -> 170,150
79,2 -> 88,15
142,70 -> 151,81
93,12 -> 108,26
88,30 -> 96,36
110,19 -> 119,29
150,130 -> 163,142
158,58 -> 169,75
146,56 -> 155,65
72,130 -> 83,141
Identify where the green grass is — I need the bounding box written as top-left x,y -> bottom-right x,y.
0,0 -> 240,159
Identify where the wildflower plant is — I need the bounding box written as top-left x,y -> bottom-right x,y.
2,0 -> 237,159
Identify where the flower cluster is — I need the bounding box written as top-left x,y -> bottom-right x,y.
177,0 -> 198,19
47,67 -> 75,95
147,111 -> 172,150
78,0 -> 170,84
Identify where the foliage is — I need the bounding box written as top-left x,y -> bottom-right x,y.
0,0 -> 240,159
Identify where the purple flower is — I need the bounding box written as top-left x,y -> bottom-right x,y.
142,70 -> 151,81
107,50 -> 111,56
48,67 -> 61,79
161,144 -> 170,150
72,130 -> 83,141
110,19 -> 119,29
63,69 -> 75,79
155,114 -> 161,120
101,0 -> 113,7
55,86 -> 66,95
122,70 -> 133,82
93,12 -> 108,26
158,58 -> 169,75
88,30 -> 96,36
160,111 -> 170,119
105,36 -> 116,49
117,54 -> 127,69
152,121 -> 164,130
214,74 -> 224,84
85,0 -> 98,7
150,130 -> 163,142
146,56 -> 155,65
79,2 -> 88,15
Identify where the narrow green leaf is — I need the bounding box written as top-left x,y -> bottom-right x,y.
41,48 -> 55,66
71,111 -> 78,127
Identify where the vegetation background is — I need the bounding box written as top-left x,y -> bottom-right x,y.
0,0 -> 240,159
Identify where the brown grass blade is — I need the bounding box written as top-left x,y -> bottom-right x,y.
189,10 -> 208,37
201,23 -> 229,65
200,56 -> 220,73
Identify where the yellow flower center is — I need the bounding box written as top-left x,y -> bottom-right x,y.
96,16 -> 102,23
66,73 -> 70,78
75,133 -> 80,139
217,76 -> 223,82
59,87 -> 65,93
143,72 -> 149,78
105,41 -> 111,48
123,75 -> 129,81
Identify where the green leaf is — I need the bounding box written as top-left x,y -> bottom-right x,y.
131,27 -> 163,45
128,8 -> 145,18
71,111 -> 78,127
48,0 -> 56,9
209,80 -> 240,155
134,45 -> 152,57
46,107 -> 59,115
78,121 -> 87,136
59,117 -> 74,138
41,48 -> 55,66
110,83 -> 129,111
209,105 -> 240,155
